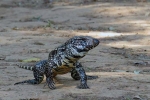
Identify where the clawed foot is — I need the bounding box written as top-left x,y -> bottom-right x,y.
87,75 -> 98,80
77,83 -> 89,89
45,78 -> 56,90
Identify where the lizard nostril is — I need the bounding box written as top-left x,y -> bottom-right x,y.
93,39 -> 99,46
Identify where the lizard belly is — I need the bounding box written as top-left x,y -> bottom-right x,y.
53,65 -> 73,75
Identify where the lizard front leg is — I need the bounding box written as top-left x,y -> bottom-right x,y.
75,62 -> 89,89
71,68 -> 98,80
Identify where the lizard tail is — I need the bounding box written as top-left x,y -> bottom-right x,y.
16,64 -> 34,71
14,75 -> 44,85
14,79 -> 40,85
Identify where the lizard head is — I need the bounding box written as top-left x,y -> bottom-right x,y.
66,36 -> 99,58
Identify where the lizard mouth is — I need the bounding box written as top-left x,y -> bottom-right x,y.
87,39 -> 99,50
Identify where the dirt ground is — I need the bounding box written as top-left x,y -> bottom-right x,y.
0,0 -> 150,100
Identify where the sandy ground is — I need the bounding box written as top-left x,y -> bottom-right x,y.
0,0 -> 150,100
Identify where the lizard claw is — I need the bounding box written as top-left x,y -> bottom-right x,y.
77,83 -> 90,89
46,78 -> 56,89
43,82 -> 47,88
87,75 -> 98,80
